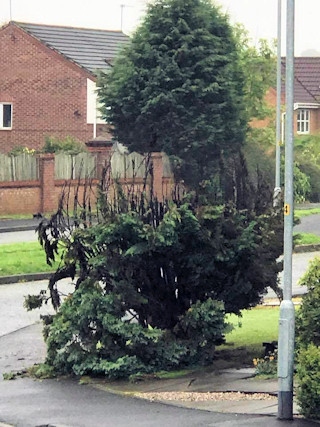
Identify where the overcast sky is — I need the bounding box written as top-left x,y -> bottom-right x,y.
1,0 -> 319,56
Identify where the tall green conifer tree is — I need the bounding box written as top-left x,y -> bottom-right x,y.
98,0 -> 248,190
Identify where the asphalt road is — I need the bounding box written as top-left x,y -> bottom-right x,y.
0,280 -> 73,337
1,376 -> 314,427
0,229 -> 38,244
294,213 -> 320,235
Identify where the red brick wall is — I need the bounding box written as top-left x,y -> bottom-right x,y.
309,110 -> 320,135
0,23 -> 102,153
0,152 -> 174,215
0,181 -> 41,215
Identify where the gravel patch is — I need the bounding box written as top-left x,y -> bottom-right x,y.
134,391 -> 277,402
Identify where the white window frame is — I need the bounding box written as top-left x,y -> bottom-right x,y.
0,103 -> 12,130
297,109 -> 310,134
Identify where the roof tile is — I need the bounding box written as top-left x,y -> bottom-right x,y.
282,57 -> 320,104
14,22 -> 129,74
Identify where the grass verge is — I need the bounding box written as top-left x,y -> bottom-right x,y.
214,306 -> 280,368
294,232 -> 320,246
0,241 -> 59,276
294,207 -> 320,219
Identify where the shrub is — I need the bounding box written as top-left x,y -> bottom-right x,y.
296,257 -> 320,348
295,257 -> 320,419
295,134 -> 320,202
43,136 -> 85,154
299,161 -> 320,203
296,344 -> 320,419
28,151 -> 283,379
8,146 -> 37,156
43,281 -> 229,378
293,162 -> 311,204
253,350 -> 277,378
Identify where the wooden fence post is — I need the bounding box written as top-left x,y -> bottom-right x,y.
86,139 -> 113,179
38,153 -> 56,214
151,152 -> 164,199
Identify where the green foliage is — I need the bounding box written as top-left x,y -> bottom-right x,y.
231,28 -> 277,197
299,162 -> 320,202
293,162 -> 311,204
295,258 -> 320,419
43,202 -> 282,317
8,146 -> 37,156
28,363 -> 56,379
280,158 -> 311,204
295,135 -> 320,202
31,0 -> 284,379
234,25 -> 276,121
295,134 -> 320,165
33,184 -> 282,379
2,371 -> 17,380
253,350 -> 277,378
24,291 -> 47,311
97,0 -> 247,189
242,138 -> 275,189
293,232 -> 320,246
296,257 -> 320,348
296,344 -> 320,419
43,282 -> 227,378
43,136 -> 85,154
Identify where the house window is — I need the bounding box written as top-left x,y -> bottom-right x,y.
0,103 -> 12,129
297,109 -> 310,134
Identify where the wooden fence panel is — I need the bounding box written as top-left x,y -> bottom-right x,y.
0,154 -> 12,181
0,153 -> 38,181
111,151 -> 149,179
162,154 -> 172,177
55,152 -> 97,179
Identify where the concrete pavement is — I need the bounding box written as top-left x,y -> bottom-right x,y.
0,217 -> 43,234
4,375 -> 315,427
0,321 -> 318,426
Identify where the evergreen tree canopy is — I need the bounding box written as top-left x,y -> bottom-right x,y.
25,0 -> 284,380
97,0 -> 248,189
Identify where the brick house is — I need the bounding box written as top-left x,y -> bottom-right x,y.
0,21 -> 128,153
254,58 -> 320,137
288,57 -> 320,135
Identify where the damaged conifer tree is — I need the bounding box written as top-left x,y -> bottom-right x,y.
25,0 -> 283,379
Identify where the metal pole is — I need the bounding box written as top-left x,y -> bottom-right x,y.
120,4 -> 125,32
277,0 -> 295,420
273,0 -> 282,207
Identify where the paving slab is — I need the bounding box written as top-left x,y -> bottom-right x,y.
0,323 -> 46,380
0,218 -> 42,235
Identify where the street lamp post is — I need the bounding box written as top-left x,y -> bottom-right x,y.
277,0 -> 295,420
274,0 -> 282,207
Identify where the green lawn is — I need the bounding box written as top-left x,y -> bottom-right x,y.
215,306 -> 280,367
0,241 -> 59,276
225,306 -> 279,347
294,207 -> 320,220
0,214 -> 39,220
294,232 -> 320,246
